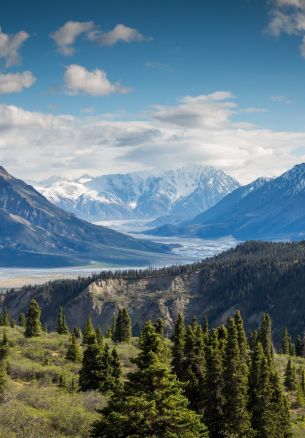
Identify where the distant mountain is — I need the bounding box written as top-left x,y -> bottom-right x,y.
148,163 -> 305,240
35,165 -> 239,223
0,166 -> 171,268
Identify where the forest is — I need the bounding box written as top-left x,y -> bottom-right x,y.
0,300 -> 305,436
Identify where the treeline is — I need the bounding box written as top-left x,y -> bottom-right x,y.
0,300 -> 295,437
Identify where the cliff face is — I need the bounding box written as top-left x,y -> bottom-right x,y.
3,271 -> 201,335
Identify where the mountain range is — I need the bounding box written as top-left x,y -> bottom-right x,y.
35,165 -> 239,223
0,166 -> 171,268
149,163 -> 305,240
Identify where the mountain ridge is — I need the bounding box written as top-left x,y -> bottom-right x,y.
148,163 -> 305,240
35,165 -> 240,223
0,166 -> 171,268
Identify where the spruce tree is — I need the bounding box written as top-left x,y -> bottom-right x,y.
284,357 -> 297,391
154,318 -> 164,336
171,313 -> 185,380
0,329 -> 9,361
74,326 -> 82,338
91,321 -> 207,437
18,312 -> 26,327
269,372 -> 291,437
182,320 -> 205,411
0,362 -> 7,400
204,328 -> 225,437
83,317 -> 96,345
56,306 -> 69,334
202,315 -> 209,335
105,325 -> 112,339
58,373 -> 67,389
79,340 -> 103,391
121,308 -> 132,342
259,313 -> 273,361
95,327 -> 104,347
66,334 -> 82,362
295,335 -> 303,357
281,328 -> 290,354
0,307 -> 9,327
223,317 -> 252,436
24,299 -> 42,337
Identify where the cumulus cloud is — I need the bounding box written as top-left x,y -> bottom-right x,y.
267,0 -> 305,56
50,21 -> 95,56
51,21 -> 148,55
64,64 -> 130,96
0,71 -> 36,94
2,92 -> 305,183
87,24 -> 146,46
0,27 -> 29,68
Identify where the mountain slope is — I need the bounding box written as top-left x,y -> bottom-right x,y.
36,165 -> 239,222
0,166 -> 171,267
3,241 -> 305,343
149,163 -> 305,240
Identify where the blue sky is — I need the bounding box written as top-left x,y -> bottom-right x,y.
1,0 -> 305,182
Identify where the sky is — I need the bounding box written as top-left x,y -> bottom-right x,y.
1,0 -> 305,183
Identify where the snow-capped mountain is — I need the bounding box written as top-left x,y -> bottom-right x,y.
35,165 -> 240,222
148,163 -> 305,241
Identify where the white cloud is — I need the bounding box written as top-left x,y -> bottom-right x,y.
267,0 -> 305,56
0,71 -> 36,94
1,92 -> 305,184
87,24 -> 146,46
0,27 -> 29,68
64,64 -> 130,96
51,21 -> 148,55
50,21 -> 95,56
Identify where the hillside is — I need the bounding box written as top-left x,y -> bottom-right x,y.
0,166 -> 171,268
36,165 -> 239,222
148,163 -> 305,240
3,241 -> 305,342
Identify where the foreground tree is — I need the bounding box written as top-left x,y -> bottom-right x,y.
24,299 -> 42,337
66,334 -> 82,362
171,313 -> 185,380
113,308 -> 132,343
91,321 -> 207,437
56,306 -> 69,334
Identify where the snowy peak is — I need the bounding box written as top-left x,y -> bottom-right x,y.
36,165 -> 240,222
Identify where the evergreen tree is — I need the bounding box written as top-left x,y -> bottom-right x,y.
0,307 -> 9,326
202,315 -> 209,335
24,299 -> 42,337
269,372 -> 291,437
223,317 -> 252,436
111,347 -> 121,385
217,323 -> 228,355
301,368 -> 305,395
18,312 -> 26,327
56,306 -> 69,334
154,318 -> 164,336
91,321 -> 207,437
121,308 -> 132,342
182,320 -> 205,411
95,327 -> 104,347
284,357 -> 297,391
0,329 -> 9,361
204,328 -> 225,437
113,308 -> 132,343
10,319 -> 16,328
259,313 -> 273,361
295,335 -> 303,357
83,317 -> 96,345
234,310 -> 249,361
282,328 -> 290,354
74,326 -> 82,339
79,340 -> 103,391
249,341 -> 276,436
171,313 -> 185,380
66,334 -> 82,362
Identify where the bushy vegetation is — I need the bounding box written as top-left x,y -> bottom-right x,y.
1,294 -> 305,435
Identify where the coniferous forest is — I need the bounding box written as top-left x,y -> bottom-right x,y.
0,301 -> 305,436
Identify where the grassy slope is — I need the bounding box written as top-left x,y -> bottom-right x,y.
1,326 -> 305,437
0,326 -> 139,438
